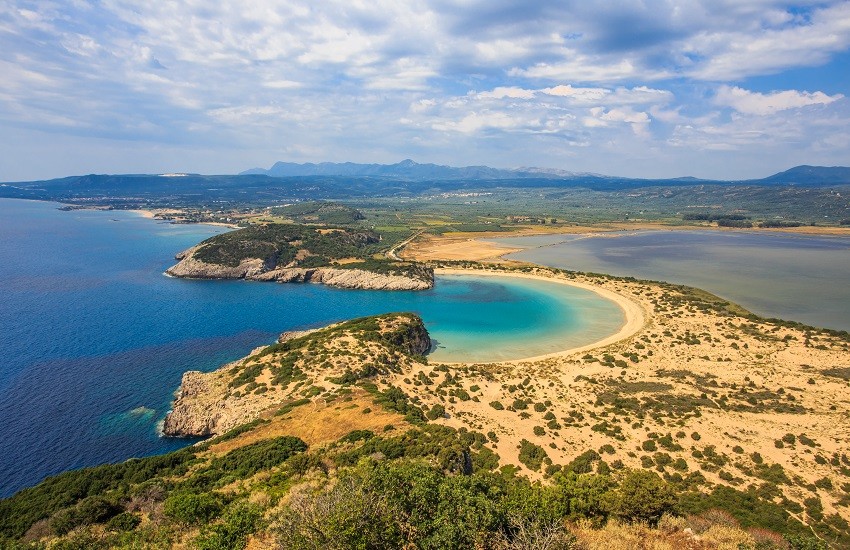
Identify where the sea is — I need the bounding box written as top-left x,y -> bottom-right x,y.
0,199 -> 623,497
493,229 -> 850,332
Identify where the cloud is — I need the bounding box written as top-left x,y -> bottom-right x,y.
1,0 -> 849,180
687,2 -> 850,80
478,87 -> 536,100
541,85 -> 609,102
715,86 -> 844,115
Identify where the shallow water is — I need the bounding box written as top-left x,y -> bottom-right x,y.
0,199 -> 623,496
494,229 -> 850,331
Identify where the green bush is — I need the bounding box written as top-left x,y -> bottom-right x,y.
565,450 -> 601,474
612,470 -> 676,525
50,496 -> 121,536
106,511 -> 141,532
195,502 -> 263,550
518,439 -> 548,471
426,404 -> 446,420
163,492 -> 223,524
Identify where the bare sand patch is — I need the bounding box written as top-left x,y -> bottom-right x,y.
384,263 -> 850,525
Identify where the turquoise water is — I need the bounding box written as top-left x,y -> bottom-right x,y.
0,199 -> 623,497
495,230 -> 850,331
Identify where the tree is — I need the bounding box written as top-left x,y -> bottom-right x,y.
612,470 -> 676,525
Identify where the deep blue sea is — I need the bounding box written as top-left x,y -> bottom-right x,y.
0,199 -> 622,497
495,229 -> 850,331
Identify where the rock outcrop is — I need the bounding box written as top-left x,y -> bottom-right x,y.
166,252 -> 433,290
162,313 -> 431,438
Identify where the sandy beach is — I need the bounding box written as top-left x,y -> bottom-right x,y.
389,235 -> 850,524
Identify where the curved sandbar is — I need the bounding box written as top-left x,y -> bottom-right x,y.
434,267 -> 646,364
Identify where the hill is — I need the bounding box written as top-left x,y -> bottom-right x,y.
755,165 -> 850,186
241,158 -> 524,180
2,164 -> 849,216
244,159 -> 850,187
166,223 -> 433,290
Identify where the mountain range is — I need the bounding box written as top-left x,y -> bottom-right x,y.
1,162 -> 848,208
240,159 -> 603,180
242,159 -> 850,185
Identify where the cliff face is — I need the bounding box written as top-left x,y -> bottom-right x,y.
162,313 -> 431,438
164,223 -> 434,290
166,253 -> 433,290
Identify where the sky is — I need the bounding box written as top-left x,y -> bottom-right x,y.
2,1 -> 850,181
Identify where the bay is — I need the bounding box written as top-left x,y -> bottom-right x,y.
0,199 -> 623,496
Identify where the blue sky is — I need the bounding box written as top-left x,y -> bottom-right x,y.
2,1 -> 849,181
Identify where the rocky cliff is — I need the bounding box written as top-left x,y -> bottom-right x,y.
162,313 -> 431,438
164,223 -> 434,290
166,248 -> 433,290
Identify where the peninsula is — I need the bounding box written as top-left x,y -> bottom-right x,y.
166,223 -> 433,290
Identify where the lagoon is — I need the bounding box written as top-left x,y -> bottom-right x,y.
495,229 -> 850,331
0,199 -> 623,496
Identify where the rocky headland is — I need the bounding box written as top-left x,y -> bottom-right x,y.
164,223 -> 434,290
162,313 -> 431,437
166,246 -> 432,290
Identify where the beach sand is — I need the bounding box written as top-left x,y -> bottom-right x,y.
389,236 -> 850,523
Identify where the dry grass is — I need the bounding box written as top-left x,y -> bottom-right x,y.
571,519 -> 707,549
206,389 -> 406,456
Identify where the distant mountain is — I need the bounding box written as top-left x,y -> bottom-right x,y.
756,165 -> 850,186
245,160 -> 850,186
2,163 -> 848,209
241,159 -> 566,180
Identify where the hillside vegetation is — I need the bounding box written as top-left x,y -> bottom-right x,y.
267,201 -> 366,225
2,289 -> 848,548
173,222 -> 432,285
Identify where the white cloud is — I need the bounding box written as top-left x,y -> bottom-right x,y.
541,85 -> 609,102
263,80 -> 303,90
715,86 -> 843,115
688,2 -> 850,80
2,0 -> 850,180
478,87 -> 536,100
432,111 -> 527,134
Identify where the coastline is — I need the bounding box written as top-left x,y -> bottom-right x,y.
404,223 -> 850,263
433,267 -> 646,364
128,208 -> 241,229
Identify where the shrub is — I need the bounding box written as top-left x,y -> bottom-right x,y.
50,496 -> 121,536
613,470 -> 676,525
195,502 -> 262,550
565,450 -> 601,475
106,512 -> 141,532
426,404 -> 446,420
518,440 -> 548,471
163,492 -> 223,524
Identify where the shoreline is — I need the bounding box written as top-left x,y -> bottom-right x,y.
433,267 -> 646,364
128,208 -> 241,229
